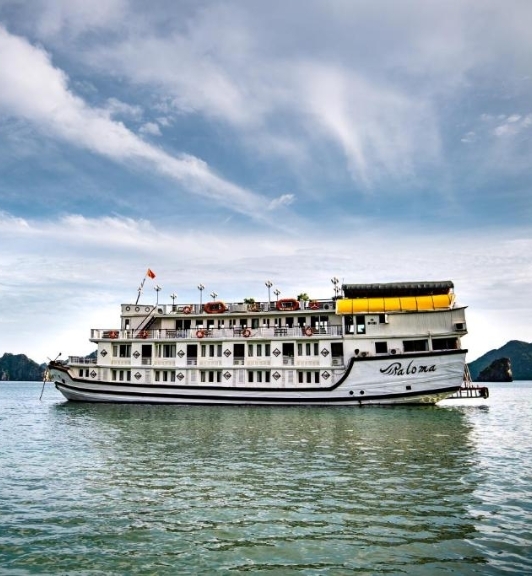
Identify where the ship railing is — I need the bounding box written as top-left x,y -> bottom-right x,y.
150,299 -> 338,314
295,359 -> 320,367
93,325 -> 344,340
110,359 -> 130,366
197,359 -> 223,367
152,359 -> 176,367
68,356 -> 97,365
246,358 -> 272,366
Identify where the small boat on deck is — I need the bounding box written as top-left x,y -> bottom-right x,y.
48,278 -> 482,405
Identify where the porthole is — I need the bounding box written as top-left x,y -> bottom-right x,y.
359,390 -> 365,395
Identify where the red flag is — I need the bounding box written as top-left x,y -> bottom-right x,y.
147,268 -> 156,279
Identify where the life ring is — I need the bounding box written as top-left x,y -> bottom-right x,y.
109,331 -> 118,339
309,301 -> 319,310
242,328 -> 251,338
183,306 -> 192,314
139,330 -> 148,339
304,327 -> 313,337
196,329 -> 205,338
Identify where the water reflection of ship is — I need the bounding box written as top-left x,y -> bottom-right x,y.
52,403 -> 481,568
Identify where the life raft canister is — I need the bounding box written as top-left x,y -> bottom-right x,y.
276,298 -> 300,311
204,301 -> 227,314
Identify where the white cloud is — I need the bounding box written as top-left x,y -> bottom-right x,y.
0,25 -> 273,221
34,0 -> 127,38
105,97 -> 143,120
268,194 -> 295,210
139,121 -> 161,136
493,114 -> 532,137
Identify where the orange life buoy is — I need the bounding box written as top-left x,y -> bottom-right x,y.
309,301 -> 319,310
196,329 -> 205,338
304,327 -> 313,337
183,306 -> 192,314
139,330 -> 148,339
109,331 -> 118,339
242,328 -> 251,338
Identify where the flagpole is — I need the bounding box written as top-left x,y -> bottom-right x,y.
135,275 -> 147,305
135,269 -> 156,304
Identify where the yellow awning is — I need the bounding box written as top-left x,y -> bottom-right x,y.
336,293 -> 455,314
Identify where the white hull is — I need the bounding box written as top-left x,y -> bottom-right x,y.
50,350 -> 465,406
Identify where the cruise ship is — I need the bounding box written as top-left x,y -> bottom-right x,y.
48,278 -> 473,405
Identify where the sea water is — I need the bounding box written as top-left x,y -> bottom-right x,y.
1,382 -> 531,575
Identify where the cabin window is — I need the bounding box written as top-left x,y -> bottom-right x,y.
375,342 -> 388,354
113,344 -> 131,358
256,344 -> 262,357
248,344 -> 253,357
403,339 -> 429,352
356,315 -> 366,334
379,314 -> 388,324
331,342 -> 343,357
161,344 -> 176,358
252,318 -> 260,329
283,343 -> 294,357
199,371 -> 221,382
344,315 -> 354,334
432,338 -> 458,350
297,371 -> 320,384
265,344 -> 271,357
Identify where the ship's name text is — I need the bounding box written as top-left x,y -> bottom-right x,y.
380,361 -> 436,376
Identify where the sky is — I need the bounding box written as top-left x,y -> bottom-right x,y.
0,0 -> 531,364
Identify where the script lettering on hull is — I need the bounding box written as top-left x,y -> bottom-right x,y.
380,360 -> 437,376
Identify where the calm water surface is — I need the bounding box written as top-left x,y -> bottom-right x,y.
1,382 -> 531,575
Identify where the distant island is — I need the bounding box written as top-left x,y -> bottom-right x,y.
0,353 -> 47,381
468,340 -> 532,381
2,340 -> 531,382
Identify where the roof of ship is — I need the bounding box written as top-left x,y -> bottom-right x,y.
341,280 -> 454,299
